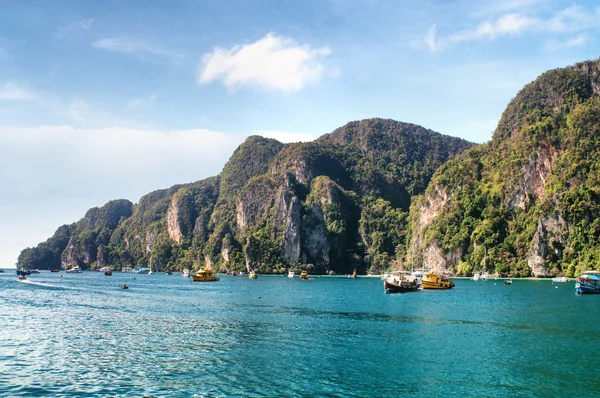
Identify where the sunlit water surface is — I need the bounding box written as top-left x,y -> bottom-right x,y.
0,272 -> 597,397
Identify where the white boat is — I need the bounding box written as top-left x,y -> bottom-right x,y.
472,273 -> 481,281
552,276 -> 568,282
288,270 -> 295,278
66,266 -> 81,273
480,273 -> 494,280
182,269 -> 190,278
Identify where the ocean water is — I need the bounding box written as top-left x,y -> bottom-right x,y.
0,272 -> 597,397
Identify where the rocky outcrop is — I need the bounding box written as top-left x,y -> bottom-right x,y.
166,196 -> 183,244
527,215 -> 566,276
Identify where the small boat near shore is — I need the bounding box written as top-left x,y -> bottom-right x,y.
66,266 -> 81,273
287,270 -> 295,278
421,271 -> 455,289
249,271 -> 257,279
300,271 -> 308,280
384,272 -> 419,293
182,269 -> 190,278
576,271 -> 600,294
504,280 -> 512,285
552,276 -> 568,283
191,268 -> 220,282
0,269 -> 5,273
50,268 -> 60,272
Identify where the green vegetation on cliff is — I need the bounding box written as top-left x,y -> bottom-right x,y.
19,119 -> 471,273
409,58 -> 600,277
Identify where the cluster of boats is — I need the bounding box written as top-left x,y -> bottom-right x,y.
383,270 -> 455,293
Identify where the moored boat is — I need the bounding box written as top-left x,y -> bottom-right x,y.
300,271 -> 308,280
164,271 -> 172,275
576,271 -> 600,294
249,271 -> 257,279
16,268 -> 32,276
504,279 -> 512,285
191,268 -> 220,282
66,266 -> 81,273
421,271 -> 455,289
472,273 -> 480,281
0,268 -> 5,273
383,272 -> 419,293
182,269 -> 190,278
104,270 -> 112,276
287,270 -> 295,278
552,276 -> 568,283
50,268 -> 60,272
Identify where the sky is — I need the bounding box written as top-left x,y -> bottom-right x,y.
1,0 -> 600,267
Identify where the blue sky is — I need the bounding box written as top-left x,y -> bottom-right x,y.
1,0 -> 600,267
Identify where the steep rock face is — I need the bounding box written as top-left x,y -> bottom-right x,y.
20,118 -> 472,274
409,58 -> 600,277
60,199 -> 133,269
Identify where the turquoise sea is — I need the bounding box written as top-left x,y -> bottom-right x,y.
0,272 -> 598,397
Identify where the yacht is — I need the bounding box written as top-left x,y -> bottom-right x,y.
182,269 -> 190,278
472,273 -> 481,281
576,271 -> 600,294
66,266 -> 82,273
287,270 -> 295,278
552,276 -> 568,282
480,273 -> 494,280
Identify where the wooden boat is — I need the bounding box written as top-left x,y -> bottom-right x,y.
421,271 -> 455,289
300,271 -> 308,280
248,271 -> 257,279
191,268 -> 220,282
384,272 -> 418,293
50,269 -> 60,273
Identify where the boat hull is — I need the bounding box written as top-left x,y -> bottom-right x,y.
384,280 -> 418,293
421,272 -> 455,290
576,282 -> 600,294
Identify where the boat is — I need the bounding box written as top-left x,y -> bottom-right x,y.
384,272 -> 419,293
472,273 -> 480,281
134,267 -> 150,274
191,267 -> 220,282
576,271 -> 600,294
249,271 -> 257,279
0,269 -> 5,273
182,269 -> 190,278
552,276 -> 568,282
348,269 -> 357,279
30,269 -> 40,274
50,269 -> 60,273
421,271 -> 455,289
480,273 -> 495,280
16,268 -> 32,276
238,271 -> 247,277
104,270 -> 112,276
287,270 -> 295,278
164,271 -> 172,275
121,267 -> 134,273
300,271 -> 308,280
504,279 -> 512,285
66,266 -> 81,273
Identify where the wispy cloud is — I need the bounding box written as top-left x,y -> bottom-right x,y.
0,83 -> 38,101
198,33 -> 331,92
424,5 -> 600,52
93,37 -> 181,61
544,34 -> 588,52
55,19 -> 94,39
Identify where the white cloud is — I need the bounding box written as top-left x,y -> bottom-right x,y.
198,33 -> 331,92
93,37 -> 181,60
259,130 -> 319,143
0,83 -> 38,101
544,34 -> 587,52
425,6 -> 600,51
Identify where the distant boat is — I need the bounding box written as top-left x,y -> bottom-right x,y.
104,270 -> 112,276
66,266 -> 81,273
16,268 -> 32,276
238,271 -> 247,277
576,271 -> 600,294
29,269 -> 40,274
300,271 -> 308,280
249,271 -> 257,279
134,267 -> 150,274
504,280 -> 512,285
472,273 -> 480,280
287,270 -> 295,278
191,268 -> 219,282
480,273 -> 495,280
50,269 -> 60,273
0,269 -> 5,273
552,276 -> 568,283
182,269 -> 190,278
384,272 -> 418,293
164,271 -> 172,275
121,267 -> 134,273
421,271 -> 455,289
